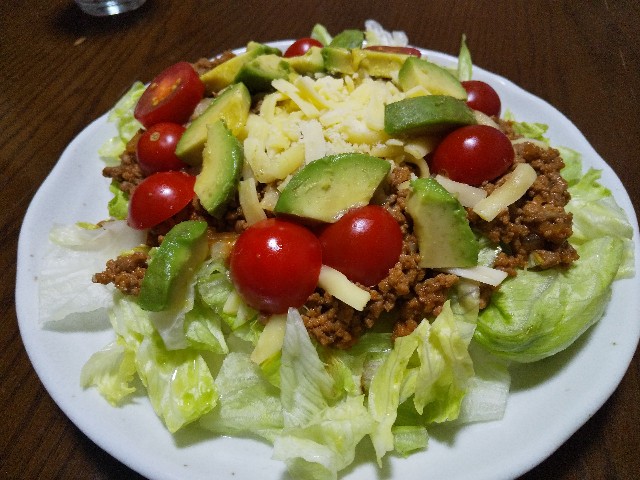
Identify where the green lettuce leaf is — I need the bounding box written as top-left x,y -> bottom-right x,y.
80,339 -> 137,405
135,333 -> 217,432
107,181 -> 129,220
475,236 -> 624,362
98,81 -> 145,166
457,34 -> 472,82
87,294 -> 217,432
199,352 -> 283,442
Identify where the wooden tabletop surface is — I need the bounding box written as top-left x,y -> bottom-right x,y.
2,1 -> 639,478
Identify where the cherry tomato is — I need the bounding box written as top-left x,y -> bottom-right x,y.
319,205 -> 403,286
430,125 -> 515,186
136,122 -> 187,176
364,45 -> 421,57
134,62 -> 205,128
229,218 -> 322,314
461,80 -> 501,117
127,171 -> 196,230
284,37 -> 323,57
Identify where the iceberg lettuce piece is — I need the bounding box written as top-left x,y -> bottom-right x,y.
39,221 -> 145,326
454,342 -> 511,423
272,309 -> 374,480
199,352 -> 283,442
392,425 -> 428,457
98,81 -> 145,166
279,309 -> 334,428
80,339 -> 137,405
273,395 -> 373,480
364,19 -> 408,46
84,293 -> 217,432
567,167 -> 635,279
107,181 -> 129,220
184,296 -> 228,354
475,236 -> 624,362
457,34 -> 472,82
135,333 -> 217,433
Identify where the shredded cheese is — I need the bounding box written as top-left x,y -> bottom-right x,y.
472,163 -> 538,221
317,265 -> 371,311
434,174 -> 487,207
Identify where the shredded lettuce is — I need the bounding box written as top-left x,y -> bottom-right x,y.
80,340 -> 137,405
83,293 -> 218,433
38,221 -> 145,326
98,81 -> 145,166
364,19 -> 408,47
107,181 -> 129,220
457,34 -> 473,82
310,23 -> 332,46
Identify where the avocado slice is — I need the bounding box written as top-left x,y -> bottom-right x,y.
322,46 -> 355,75
194,119 -> 243,217
406,177 -> 479,268
274,153 -> 390,223
200,42 -> 282,93
234,54 -> 291,93
352,48 -> 410,80
175,82 -> 251,165
283,46 -> 325,74
384,95 -> 476,136
398,56 -> 467,99
138,220 -> 209,312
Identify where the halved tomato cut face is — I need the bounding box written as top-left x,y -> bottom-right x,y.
134,62 -> 205,128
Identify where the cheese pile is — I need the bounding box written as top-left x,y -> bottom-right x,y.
241,73 -> 434,185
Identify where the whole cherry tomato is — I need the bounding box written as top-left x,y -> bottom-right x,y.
284,37 -> 323,57
364,45 -> 421,57
461,80 -> 501,117
229,218 -> 322,313
137,122 -> 187,176
430,125 -> 515,186
134,62 -> 205,128
319,205 -> 403,286
127,171 -> 196,230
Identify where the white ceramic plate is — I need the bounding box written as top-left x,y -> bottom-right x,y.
16,43 -> 640,480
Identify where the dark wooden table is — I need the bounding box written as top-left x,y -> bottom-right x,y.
2,1 -> 639,478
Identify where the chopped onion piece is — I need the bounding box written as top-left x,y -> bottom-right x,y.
317,265 -> 371,311
440,265 -> 508,287
434,174 -> 487,207
238,178 -> 267,225
472,163 -> 537,221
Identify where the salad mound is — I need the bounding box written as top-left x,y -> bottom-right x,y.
38,20 -> 634,480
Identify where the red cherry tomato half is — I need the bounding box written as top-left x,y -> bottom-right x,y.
229,218 -> 322,314
364,45 -> 422,57
284,37 -> 323,57
461,80 -> 501,117
430,125 -> 515,186
127,171 -> 196,230
137,122 -> 187,176
319,205 -> 403,286
134,62 -> 205,128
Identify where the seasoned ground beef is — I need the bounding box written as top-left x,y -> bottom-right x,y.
97,104 -> 579,349
102,132 -> 144,195
93,250 -> 148,296
468,130 -> 579,275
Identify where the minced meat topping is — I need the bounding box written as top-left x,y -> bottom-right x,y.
95,105 -> 579,349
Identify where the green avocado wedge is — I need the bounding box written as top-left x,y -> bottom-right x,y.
406,177 -> 479,268
274,153 -> 390,223
138,221 -> 209,312
384,95 -> 476,136
194,120 -> 243,217
175,82 -> 251,166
